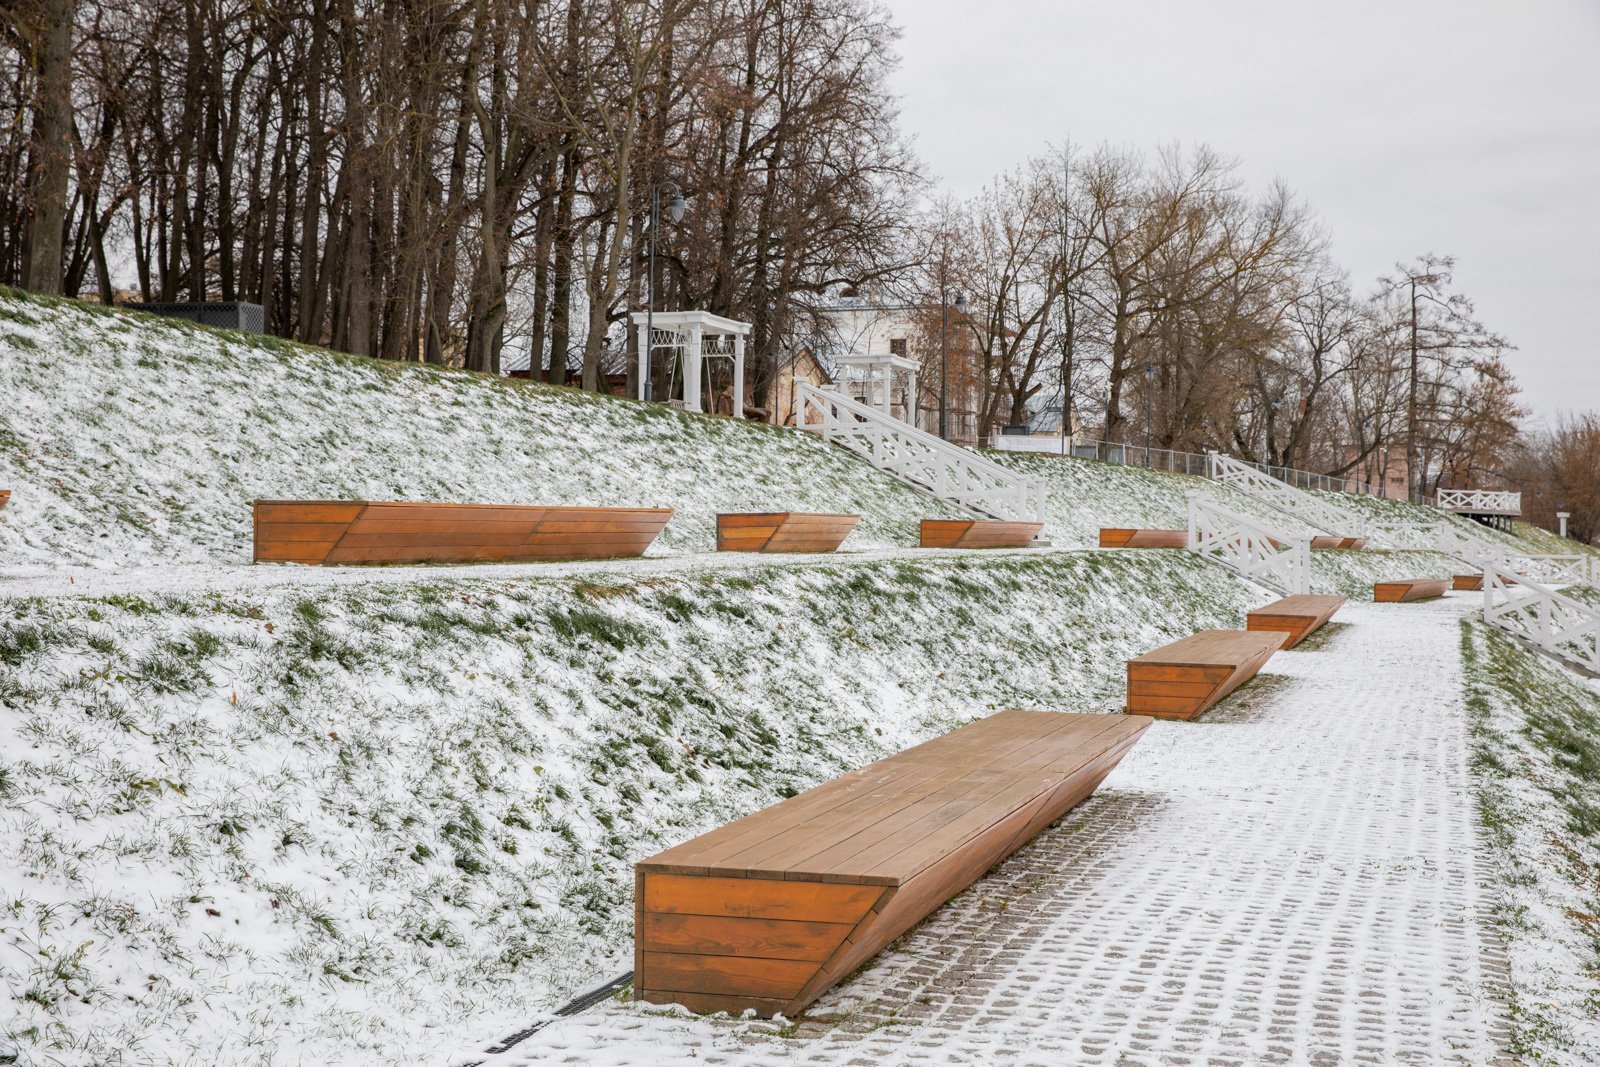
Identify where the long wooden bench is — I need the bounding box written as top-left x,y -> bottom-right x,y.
1246,595 -> 1347,649
1126,630 -> 1287,720
1310,535 -> 1368,550
252,500 -> 673,565
920,519 -> 1043,549
1373,578 -> 1448,603
1452,574 -> 1484,591
634,710 -> 1150,1017
1099,528 -> 1187,549
716,512 -> 860,554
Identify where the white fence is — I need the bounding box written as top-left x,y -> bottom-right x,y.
1206,452 -> 1365,538
1486,553 -> 1598,589
798,383 -> 1046,523
1187,492 -> 1311,596
1483,565 -> 1600,674
1437,488 -> 1521,516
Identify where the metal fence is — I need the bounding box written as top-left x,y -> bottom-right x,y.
988,434 -> 1383,495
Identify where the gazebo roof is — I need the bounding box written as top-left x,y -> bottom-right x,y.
836,351 -> 921,373
627,309 -> 751,336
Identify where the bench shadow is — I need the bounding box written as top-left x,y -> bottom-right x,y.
1286,619 -> 1352,654
1197,671 -> 1296,724
730,790 -> 1174,1044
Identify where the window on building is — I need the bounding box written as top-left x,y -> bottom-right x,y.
889,337 -> 907,357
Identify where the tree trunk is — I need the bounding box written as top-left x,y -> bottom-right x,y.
24,0 -> 76,295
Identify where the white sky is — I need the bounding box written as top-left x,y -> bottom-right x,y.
882,0 -> 1600,426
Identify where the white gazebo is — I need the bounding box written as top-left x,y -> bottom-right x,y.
835,351 -> 920,426
629,310 -> 751,417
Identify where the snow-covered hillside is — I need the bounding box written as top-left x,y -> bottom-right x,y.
1,550 -> 1256,1066
0,289 -> 967,570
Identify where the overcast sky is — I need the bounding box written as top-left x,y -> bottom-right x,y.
882,0 -> 1600,426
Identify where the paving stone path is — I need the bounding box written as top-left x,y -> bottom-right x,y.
483,596 -> 1508,1066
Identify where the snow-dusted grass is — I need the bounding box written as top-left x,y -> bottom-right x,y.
1461,620 -> 1600,1064
1309,547 -> 1463,599
0,287 -> 965,570
0,549 -> 1255,1066
982,449 -> 1321,546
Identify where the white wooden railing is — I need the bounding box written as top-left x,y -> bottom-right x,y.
1206,452 -> 1364,537
1483,565 -> 1600,674
797,383 -> 1047,523
1484,553 -> 1598,589
1437,488 -> 1522,516
1187,492 -> 1311,595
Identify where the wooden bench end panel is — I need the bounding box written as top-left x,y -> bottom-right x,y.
1100,528 -> 1187,549
718,512 -> 861,554
922,519 -> 1042,549
1373,578 -> 1449,603
1452,574 -> 1485,591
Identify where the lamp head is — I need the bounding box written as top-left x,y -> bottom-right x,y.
665,192 -> 689,223
953,292 -> 969,312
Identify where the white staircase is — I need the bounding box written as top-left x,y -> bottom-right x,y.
796,383 -> 1046,523
1187,493 -> 1311,596
1483,565 -> 1600,674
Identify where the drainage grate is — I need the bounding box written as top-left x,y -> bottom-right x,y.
456,971 -> 632,1064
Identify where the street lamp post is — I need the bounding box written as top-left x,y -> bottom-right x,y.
1144,360 -> 1155,467
938,285 -> 968,441
644,181 -> 689,402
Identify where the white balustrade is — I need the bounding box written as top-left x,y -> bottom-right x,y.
1483,565 -> 1600,674
1437,488 -> 1522,516
796,383 -> 1046,523
1187,492 -> 1311,596
1206,452 -> 1365,537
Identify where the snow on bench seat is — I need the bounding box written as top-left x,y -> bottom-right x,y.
251,500 -> 672,565
1246,595 -> 1346,649
1373,578 -> 1448,603
1126,630 -> 1287,720
1453,574 -> 1485,591
633,710 -> 1150,1018
920,519 -> 1043,549
715,512 -> 860,554
1098,528 -> 1187,549
1310,535 -> 1368,549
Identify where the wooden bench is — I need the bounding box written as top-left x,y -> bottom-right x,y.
920,519 -> 1044,549
0,489 -> 9,512
1126,630 -> 1287,720
252,500 -> 673,565
1246,595 -> 1347,649
1099,528 -> 1187,549
716,512 -> 860,554
1452,574 -> 1484,591
634,710 -> 1150,1017
1310,535 -> 1368,550
1373,578 -> 1448,603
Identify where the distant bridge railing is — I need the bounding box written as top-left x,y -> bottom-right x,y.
1436,488 -> 1522,517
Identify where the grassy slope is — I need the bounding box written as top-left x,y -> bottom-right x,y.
1461,621 -> 1600,1064
1,550 -> 1254,1066
0,287 -> 967,569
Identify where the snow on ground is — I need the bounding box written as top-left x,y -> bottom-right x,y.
1,549 -> 1261,1066
0,288 -> 967,570
476,595 -> 1509,1066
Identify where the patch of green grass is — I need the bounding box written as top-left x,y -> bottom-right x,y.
545,607 -> 649,652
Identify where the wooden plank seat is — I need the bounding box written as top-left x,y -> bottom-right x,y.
634,710 -> 1150,1018
1373,578 -> 1449,603
252,500 -> 673,565
1127,630 -> 1287,720
920,519 -> 1044,549
1247,595 -> 1347,649
716,512 -> 860,554
1099,528 -> 1188,549
1452,574 -> 1485,591
1310,535 -> 1368,550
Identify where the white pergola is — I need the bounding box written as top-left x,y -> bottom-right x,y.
629,310 -> 751,417
835,351 -> 920,425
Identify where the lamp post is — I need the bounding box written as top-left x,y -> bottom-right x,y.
1144,360 -> 1155,467
939,287 -> 968,441
644,181 -> 689,402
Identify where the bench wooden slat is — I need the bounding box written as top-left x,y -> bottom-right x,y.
635,710 -> 1149,1017
1246,595 -> 1346,649
1310,535 -> 1368,550
1373,578 -> 1449,603
921,519 -> 1043,549
252,500 -> 672,564
0,489 -> 11,512
1098,528 -> 1188,549
1452,574 -> 1484,591
1127,630 -> 1286,719
716,512 -> 860,554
